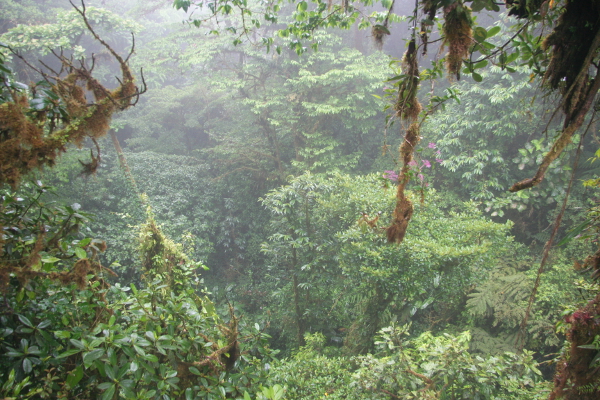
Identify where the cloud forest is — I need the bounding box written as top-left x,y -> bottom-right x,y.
1,0 -> 600,399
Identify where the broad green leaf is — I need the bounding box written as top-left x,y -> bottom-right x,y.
17,315 -> 33,328
100,383 -> 115,400
487,26 -> 501,37
56,349 -> 82,359
22,358 -> 33,374
474,59 -> 488,69
97,382 -> 114,390
473,27 -> 487,42
66,366 -> 83,388
74,247 -> 87,259
83,349 -> 105,368
189,366 -> 201,375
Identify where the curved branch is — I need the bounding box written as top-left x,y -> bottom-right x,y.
509,72 -> 600,192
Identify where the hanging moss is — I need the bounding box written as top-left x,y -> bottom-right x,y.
395,40 -> 422,121
542,0 -> 600,119
442,1 -> 473,79
387,122 -> 420,243
0,4 -> 140,189
420,0 -> 438,55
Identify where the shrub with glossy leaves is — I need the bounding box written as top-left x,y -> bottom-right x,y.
0,186 -> 277,400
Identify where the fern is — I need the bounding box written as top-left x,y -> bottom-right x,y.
467,258 -> 531,329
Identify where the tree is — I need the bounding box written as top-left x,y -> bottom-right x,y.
0,3 -> 278,399
0,2 -> 142,189
260,172 -> 516,352
170,0 -> 600,396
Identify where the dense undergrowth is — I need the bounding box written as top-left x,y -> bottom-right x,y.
2,0 -> 600,398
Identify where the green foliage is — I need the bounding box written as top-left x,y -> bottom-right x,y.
467,258 -> 533,329
423,65 -> 577,215
266,333 -> 355,400
466,252 -> 582,355
173,0 -> 370,56
1,277 -> 276,399
258,172 -> 516,351
0,181 -> 106,291
122,29 -> 389,176
267,327 -> 548,400
0,0 -> 66,33
1,6 -> 140,59
352,325 -> 548,399
0,187 -> 276,400
42,147 -> 220,274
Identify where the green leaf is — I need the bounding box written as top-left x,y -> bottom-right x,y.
133,345 -> 146,356
144,354 -> 158,362
473,27 -> 487,42
83,349 -> 105,368
22,358 -> 33,374
18,315 -> 33,328
66,366 -> 83,388
129,361 -> 138,373
97,382 -> 114,390
69,339 -> 85,349
297,1 -> 308,11
74,247 -> 87,259
487,26 -> 501,37
474,59 -> 488,69
100,383 -> 115,400
56,349 -> 82,359
557,220 -> 591,246
105,365 -> 116,381
472,72 -> 483,82
37,320 -> 51,329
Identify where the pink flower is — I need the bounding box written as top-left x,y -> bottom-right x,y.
435,150 -> 441,156
436,158 -> 443,164
408,160 -> 417,167
428,142 -> 436,149
422,159 -> 431,168
383,170 -> 398,181
418,174 -> 424,181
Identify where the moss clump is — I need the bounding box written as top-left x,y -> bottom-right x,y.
442,1 -> 472,79
387,122 -> 420,243
542,0 -> 600,118
138,207 -> 203,296
395,40 -> 422,121
0,4 -> 139,189
550,293 -> 600,400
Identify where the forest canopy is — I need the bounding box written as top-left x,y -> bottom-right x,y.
1,0 -> 600,399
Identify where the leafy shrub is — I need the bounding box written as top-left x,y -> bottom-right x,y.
266,333 -> 355,400
352,325 -> 549,400
0,185 -> 276,399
